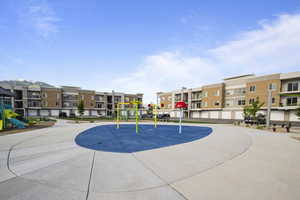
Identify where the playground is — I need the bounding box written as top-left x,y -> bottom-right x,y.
0,88 -> 25,132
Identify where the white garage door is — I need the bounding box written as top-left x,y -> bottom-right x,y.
234,111 -> 244,120
290,111 -> 300,121
84,111 -> 90,116
40,110 -> 49,116
270,111 -> 284,121
201,111 -> 209,118
191,111 -> 200,118
51,110 -> 59,116
91,111 -> 98,116
222,111 -> 231,119
210,111 -> 219,119
28,110 -> 37,116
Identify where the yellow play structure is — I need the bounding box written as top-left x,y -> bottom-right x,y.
116,101 -> 158,134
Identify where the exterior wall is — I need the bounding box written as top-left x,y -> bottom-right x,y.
201,83 -> 224,109
41,88 -> 62,108
79,90 -> 95,109
245,74 -> 281,107
158,92 -> 172,109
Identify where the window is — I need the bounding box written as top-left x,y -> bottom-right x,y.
287,97 -> 297,106
81,95 -> 84,100
214,101 -> 220,106
238,99 -> 245,106
269,83 -> 276,90
43,93 -> 47,98
214,90 -> 220,96
249,85 -> 256,92
287,82 -> 298,91
249,98 -> 255,104
202,101 -> 207,107
161,97 -> 165,101
226,90 -> 233,96
225,100 -> 233,107
272,98 -> 275,104
57,93 -> 60,99
91,96 -> 94,100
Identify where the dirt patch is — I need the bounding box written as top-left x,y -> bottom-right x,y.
0,121 -> 55,136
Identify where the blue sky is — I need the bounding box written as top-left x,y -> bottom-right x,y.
1,0 -> 300,102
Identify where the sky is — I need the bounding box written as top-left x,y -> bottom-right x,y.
0,0 -> 300,103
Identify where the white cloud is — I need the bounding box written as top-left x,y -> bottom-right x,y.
112,52 -> 222,103
22,1 -> 61,38
211,14 -> 300,73
112,13 -> 300,103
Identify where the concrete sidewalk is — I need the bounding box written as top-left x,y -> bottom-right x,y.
0,121 -> 299,200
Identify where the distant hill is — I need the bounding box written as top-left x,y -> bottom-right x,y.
0,80 -> 55,88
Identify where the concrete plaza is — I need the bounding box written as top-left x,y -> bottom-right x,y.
0,121 -> 299,200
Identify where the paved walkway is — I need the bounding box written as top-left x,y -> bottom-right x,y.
0,121 -> 299,200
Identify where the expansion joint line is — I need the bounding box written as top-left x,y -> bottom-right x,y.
130,153 -> 189,200
85,151 -> 96,200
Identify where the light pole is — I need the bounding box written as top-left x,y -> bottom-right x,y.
266,89 -> 272,127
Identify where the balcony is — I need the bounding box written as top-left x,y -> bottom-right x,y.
28,101 -> 41,108
63,95 -> 78,101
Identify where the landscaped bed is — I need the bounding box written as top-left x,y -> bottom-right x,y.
0,121 -> 56,136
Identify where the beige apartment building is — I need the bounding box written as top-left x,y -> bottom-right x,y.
0,83 -> 143,118
157,71 -> 300,123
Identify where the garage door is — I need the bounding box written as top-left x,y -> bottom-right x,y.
28,110 -> 37,116
191,111 -> 200,118
210,111 -> 219,119
201,111 -> 209,118
270,111 -> 284,121
290,111 -> 300,121
222,111 -> 231,119
234,111 -> 244,120
51,110 -> 59,116
40,110 -> 49,116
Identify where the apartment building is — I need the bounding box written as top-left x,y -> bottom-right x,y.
157,71 -> 300,123
0,83 -> 143,118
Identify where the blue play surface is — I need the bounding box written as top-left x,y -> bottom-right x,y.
75,124 -> 212,153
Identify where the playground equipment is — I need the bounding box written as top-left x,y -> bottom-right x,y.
175,101 -> 187,134
0,103 -> 25,130
116,100 -> 142,134
148,104 -> 158,128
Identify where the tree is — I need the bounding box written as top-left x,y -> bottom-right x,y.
243,97 -> 264,122
77,100 -> 85,118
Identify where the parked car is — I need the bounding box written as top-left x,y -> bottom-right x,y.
59,112 -> 67,118
141,114 -> 153,119
244,114 -> 266,125
157,114 -> 170,120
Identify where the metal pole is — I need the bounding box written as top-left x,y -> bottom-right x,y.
154,104 -> 157,128
266,89 -> 272,127
135,102 -> 138,134
179,108 -> 182,134
116,103 -> 120,129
